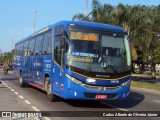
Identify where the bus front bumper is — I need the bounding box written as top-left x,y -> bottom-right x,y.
65,81 -> 130,100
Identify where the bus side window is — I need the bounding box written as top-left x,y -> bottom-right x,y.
54,25 -> 64,68
23,40 -> 29,56
35,35 -> 43,55
18,44 -> 22,57
43,31 -> 52,54
54,36 -> 61,65
16,45 -> 19,57
28,38 -> 35,56
21,42 -> 25,56
29,38 -> 35,55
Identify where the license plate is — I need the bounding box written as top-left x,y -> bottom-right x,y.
95,95 -> 107,99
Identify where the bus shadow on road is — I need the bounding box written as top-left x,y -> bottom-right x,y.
28,85 -> 145,109
65,92 -> 144,109
100,91 -> 145,109
21,84 -> 145,109
65,100 -> 109,108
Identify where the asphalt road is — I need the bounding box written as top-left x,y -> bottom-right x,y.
0,69 -> 160,120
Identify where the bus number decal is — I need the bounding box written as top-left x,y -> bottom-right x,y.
46,64 -> 51,68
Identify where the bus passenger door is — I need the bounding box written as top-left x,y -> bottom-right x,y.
53,44 -> 65,97
59,48 -> 65,97
53,28 -> 65,97
53,37 -> 61,95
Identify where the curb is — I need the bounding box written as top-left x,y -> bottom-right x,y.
131,74 -> 160,80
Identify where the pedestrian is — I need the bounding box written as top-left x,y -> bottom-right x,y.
3,62 -> 8,74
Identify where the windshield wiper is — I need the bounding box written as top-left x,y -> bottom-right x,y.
85,49 -> 99,75
85,58 -> 94,75
99,55 -> 119,76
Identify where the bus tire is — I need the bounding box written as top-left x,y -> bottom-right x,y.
45,78 -> 59,102
19,72 -> 26,87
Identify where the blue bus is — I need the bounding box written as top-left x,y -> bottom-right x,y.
14,21 -> 131,101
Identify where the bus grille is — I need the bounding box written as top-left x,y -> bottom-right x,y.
82,84 -> 120,91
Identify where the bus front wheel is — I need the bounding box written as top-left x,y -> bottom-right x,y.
45,78 -> 59,102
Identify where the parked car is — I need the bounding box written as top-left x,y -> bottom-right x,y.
0,63 -> 3,68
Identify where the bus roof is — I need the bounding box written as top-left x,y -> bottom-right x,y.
54,20 -> 125,31
16,21 -> 126,44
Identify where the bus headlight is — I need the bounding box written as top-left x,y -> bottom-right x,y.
121,80 -> 130,87
66,74 -> 83,85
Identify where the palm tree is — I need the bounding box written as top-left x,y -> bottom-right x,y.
72,13 -> 91,21
72,0 -> 102,22
91,0 -> 102,22
92,2 -> 116,24
72,1 -> 160,76
132,5 -> 160,78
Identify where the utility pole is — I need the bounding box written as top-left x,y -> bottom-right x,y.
32,10 -> 37,32
85,0 -> 88,16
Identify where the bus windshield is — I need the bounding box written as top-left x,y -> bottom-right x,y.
66,28 -> 131,77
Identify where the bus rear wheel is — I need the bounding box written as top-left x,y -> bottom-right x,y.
45,78 -> 59,102
19,73 -> 26,87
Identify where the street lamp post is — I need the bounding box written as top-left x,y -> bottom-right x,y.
85,0 -> 88,16
32,10 -> 37,32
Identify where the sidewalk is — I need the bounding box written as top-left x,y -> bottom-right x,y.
131,73 -> 160,84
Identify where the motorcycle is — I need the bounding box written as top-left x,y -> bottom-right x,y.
4,67 -> 8,75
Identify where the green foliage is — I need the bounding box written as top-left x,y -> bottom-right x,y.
72,13 -> 91,21
131,81 -> 160,91
72,0 -> 160,64
0,50 -> 14,64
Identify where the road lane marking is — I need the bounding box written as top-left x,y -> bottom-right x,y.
1,81 -> 6,85
43,117 -> 51,120
1,81 -> 13,91
32,106 -> 40,111
19,95 -> 24,99
1,80 -> 51,120
11,89 -> 15,91
14,92 -> 19,95
0,81 -> 7,86
24,100 -> 31,104
101,102 -> 128,111
153,100 -> 160,103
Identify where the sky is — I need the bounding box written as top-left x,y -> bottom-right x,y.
0,0 -> 160,53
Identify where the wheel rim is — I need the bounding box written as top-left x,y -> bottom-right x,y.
47,83 -> 51,95
19,74 -> 22,85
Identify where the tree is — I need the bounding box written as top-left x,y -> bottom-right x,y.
0,50 -> 14,64
72,13 -> 91,21
72,1 -> 160,77
0,48 -> 2,56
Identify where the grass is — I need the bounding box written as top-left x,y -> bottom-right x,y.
131,81 -> 160,91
